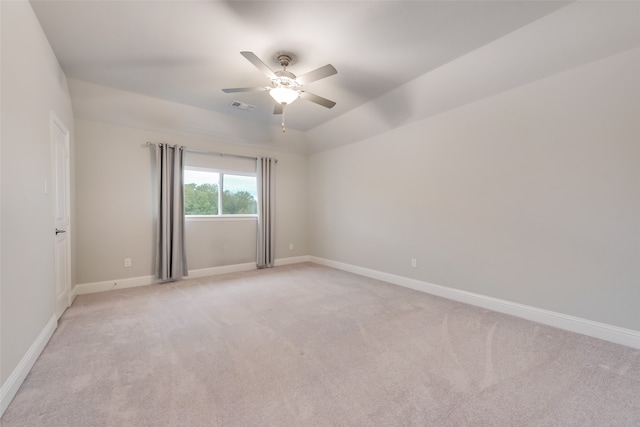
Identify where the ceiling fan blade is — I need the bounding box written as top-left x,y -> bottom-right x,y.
299,91 -> 336,109
222,87 -> 267,93
240,51 -> 277,79
273,103 -> 283,115
297,64 -> 337,85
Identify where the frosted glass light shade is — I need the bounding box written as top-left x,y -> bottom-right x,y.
269,87 -> 299,105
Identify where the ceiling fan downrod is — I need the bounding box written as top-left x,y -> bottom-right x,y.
277,54 -> 292,69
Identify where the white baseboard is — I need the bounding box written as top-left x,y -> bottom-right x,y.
275,255 -> 311,266
188,262 -> 257,278
72,257 -> 311,297
72,274 -> 158,297
309,256 -> 640,350
0,315 -> 57,417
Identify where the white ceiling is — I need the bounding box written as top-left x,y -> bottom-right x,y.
30,1 -> 640,152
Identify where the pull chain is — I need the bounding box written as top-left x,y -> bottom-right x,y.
281,102 -> 286,132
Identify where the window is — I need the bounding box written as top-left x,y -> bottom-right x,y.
221,174 -> 258,214
184,168 -> 257,216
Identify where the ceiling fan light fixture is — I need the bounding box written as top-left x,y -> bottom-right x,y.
269,86 -> 299,105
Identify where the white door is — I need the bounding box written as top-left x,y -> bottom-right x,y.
52,113 -> 71,319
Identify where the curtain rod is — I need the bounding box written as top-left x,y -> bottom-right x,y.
144,141 -> 277,163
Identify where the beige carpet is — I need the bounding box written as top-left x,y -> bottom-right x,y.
2,262 -> 639,426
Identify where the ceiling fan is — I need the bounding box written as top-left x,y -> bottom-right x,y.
222,51 -> 337,131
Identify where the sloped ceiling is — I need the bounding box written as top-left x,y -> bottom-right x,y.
31,1 -> 640,153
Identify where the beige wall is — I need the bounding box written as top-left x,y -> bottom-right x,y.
75,119 -> 308,285
309,47 -> 640,331
0,1 -> 75,384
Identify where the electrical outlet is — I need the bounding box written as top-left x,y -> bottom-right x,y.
411,258 -> 417,268
124,258 -> 132,268
289,243 -> 294,250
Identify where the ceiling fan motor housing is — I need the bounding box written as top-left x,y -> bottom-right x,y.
272,71 -> 300,89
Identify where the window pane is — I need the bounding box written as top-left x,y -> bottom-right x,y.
184,170 -> 219,215
222,174 -> 257,214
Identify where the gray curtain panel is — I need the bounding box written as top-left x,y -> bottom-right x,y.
155,143 -> 188,281
257,157 -> 276,268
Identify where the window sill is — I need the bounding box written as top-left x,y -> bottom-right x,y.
186,215 -> 258,222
